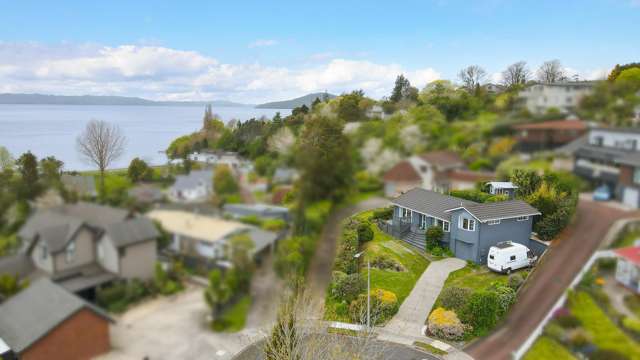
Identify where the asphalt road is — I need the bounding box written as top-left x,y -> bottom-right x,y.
466,199 -> 634,360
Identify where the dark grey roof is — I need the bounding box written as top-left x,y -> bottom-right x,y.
460,200 -> 541,222
391,188 -> 477,220
52,264 -> 118,292
247,228 -> 279,255
555,134 -> 589,156
0,278 -> 112,353
0,255 -> 34,278
53,202 -> 129,228
171,170 -> 213,192
104,217 -> 159,248
18,211 -> 78,241
617,152 -> 640,167
591,127 -> 640,135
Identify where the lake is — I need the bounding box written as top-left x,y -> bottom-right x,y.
0,105 -> 290,171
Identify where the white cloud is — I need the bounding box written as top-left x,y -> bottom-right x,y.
248,39 -> 278,48
0,42 -> 443,103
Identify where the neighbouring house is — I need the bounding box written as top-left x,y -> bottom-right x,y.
366,105 -> 389,119
61,174 -> 97,198
0,202 -> 158,297
168,169 -> 214,202
615,246 -> 640,293
223,203 -> 290,222
147,210 -> 279,266
559,127 -> 640,208
128,184 -> 164,204
512,119 -> 589,152
483,83 -> 506,94
519,81 -> 595,115
272,167 -> 299,185
188,150 -> 253,173
0,278 -> 113,360
383,150 -> 494,197
383,188 -> 540,263
487,181 -> 518,199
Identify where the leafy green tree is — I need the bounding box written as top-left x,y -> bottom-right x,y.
510,169 -> 541,198
0,146 -> 13,170
39,156 -> 64,185
15,151 -> 40,199
460,290 -> 500,333
390,74 -> 418,103
425,226 -> 444,251
337,90 -> 366,122
608,62 -> 640,81
0,273 -> 28,302
228,234 -> 255,292
127,157 -> 153,182
213,166 -> 239,195
204,269 -> 231,319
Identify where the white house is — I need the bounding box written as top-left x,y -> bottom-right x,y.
188,151 -> 253,173
487,182 -> 518,199
168,170 -> 214,202
519,81 -> 595,115
366,105 -> 389,119
615,246 -> 640,294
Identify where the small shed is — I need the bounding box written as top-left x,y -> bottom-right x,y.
487,181 -> 518,199
615,246 -> 640,294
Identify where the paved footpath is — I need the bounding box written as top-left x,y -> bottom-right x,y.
381,257 -> 467,338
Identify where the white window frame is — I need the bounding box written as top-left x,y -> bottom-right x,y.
459,217 -> 476,231
487,219 -> 501,225
400,207 -> 412,220
437,219 -> 450,232
419,214 -> 427,230
516,216 -> 529,222
65,240 -> 76,263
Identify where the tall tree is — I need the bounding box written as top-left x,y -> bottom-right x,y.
16,151 -> 39,198
536,60 -> 566,83
76,120 -> 126,196
0,146 -> 13,170
202,104 -> 214,129
458,65 -> 487,92
39,156 -> 64,185
501,61 -> 530,88
390,74 -> 418,103
127,157 -> 152,182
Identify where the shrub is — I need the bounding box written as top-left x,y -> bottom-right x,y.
371,255 -> 405,272
431,246 -> 444,257
543,323 -> 566,342
460,291 -> 500,333
349,289 -> 399,325
555,314 -> 582,329
427,307 -> 470,341
566,328 -> 591,348
439,286 -> 472,313
623,316 -> 640,336
425,226 -> 444,251
239,215 -> 263,226
357,223 -> 374,243
597,258 -> 617,273
508,273 -> 524,290
333,227 -> 359,274
262,218 -> 287,231
492,285 -> 516,317
335,301 -> 349,317
331,273 -> 365,303
589,349 -> 628,360
371,207 -> 393,221
96,279 -> 150,313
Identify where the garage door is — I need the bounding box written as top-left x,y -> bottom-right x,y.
624,187 -> 640,209
455,240 -> 474,262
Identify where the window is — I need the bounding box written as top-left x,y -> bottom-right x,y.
489,254 -> 494,260
419,214 -> 427,230
634,168 -> 640,185
460,217 -> 476,231
510,255 -> 516,261
516,216 -> 529,222
65,240 -> 76,263
401,207 -> 412,220
488,219 -> 501,225
437,219 -> 450,232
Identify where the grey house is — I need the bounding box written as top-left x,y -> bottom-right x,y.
386,188 -> 540,263
0,202 -> 159,297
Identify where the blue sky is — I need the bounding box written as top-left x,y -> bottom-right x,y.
0,0 -> 638,102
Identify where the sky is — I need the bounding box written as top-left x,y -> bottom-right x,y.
0,0 -> 639,103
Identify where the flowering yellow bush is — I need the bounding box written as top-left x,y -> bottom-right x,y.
595,277 -> 605,286
427,307 -> 470,340
429,307 -> 459,326
372,288 -> 397,304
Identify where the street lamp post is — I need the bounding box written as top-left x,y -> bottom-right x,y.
354,251 -> 370,329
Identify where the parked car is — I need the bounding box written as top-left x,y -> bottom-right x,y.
593,185 -> 612,201
487,241 -> 536,274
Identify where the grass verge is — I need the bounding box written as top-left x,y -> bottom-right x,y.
413,341 -> 447,356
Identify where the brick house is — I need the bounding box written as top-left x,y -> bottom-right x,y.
512,119 -> 588,152
0,278 -> 112,360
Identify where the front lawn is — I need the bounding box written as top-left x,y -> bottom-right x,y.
432,264 -> 511,311
611,228 -> 640,249
212,295 -> 251,332
523,336 -> 576,360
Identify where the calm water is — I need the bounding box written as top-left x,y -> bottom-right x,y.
0,105 -> 290,171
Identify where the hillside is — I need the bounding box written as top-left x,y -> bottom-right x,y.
255,92 -> 336,109
0,93 -> 251,107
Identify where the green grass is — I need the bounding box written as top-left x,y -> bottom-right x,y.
625,294 -> 640,318
327,327 -> 366,337
431,264 -> 509,312
211,296 -> 251,333
569,291 -> 640,357
612,229 -> 640,249
523,336 -> 575,360
413,341 -> 447,356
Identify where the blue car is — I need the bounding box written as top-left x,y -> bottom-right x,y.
593,185 -> 612,201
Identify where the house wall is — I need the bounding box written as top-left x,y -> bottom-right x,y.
616,258 -> 639,293
449,210 -> 480,262
588,130 -> 640,149
520,84 -> 592,114
119,240 -> 156,280
19,309 -> 110,360
97,235 -> 119,274
53,228 -> 96,273
477,216 -> 534,264
31,240 -> 54,273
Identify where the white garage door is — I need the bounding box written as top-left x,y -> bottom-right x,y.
624,187 -> 640,208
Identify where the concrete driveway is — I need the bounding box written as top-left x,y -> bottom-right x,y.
381,257 -> 467,338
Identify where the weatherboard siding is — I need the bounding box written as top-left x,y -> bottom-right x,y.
477,216 -> 534,264
53,229 -> 95,273
119,240 -> 156,280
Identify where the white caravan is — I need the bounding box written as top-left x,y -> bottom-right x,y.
487,241 -> 537,274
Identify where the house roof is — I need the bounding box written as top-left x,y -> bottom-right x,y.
171,170 -> 213,192
128,184 -> 164,203
147,210 -> 248,243
383,161 -> 421,182
616,246 -> 640,266
392,188 -> 476,220
104,217 -> 159,248
512,119 -> 587,131
223,203 -> 289,217
445,169 -> 495,182
420,151 -> 464,168
487,181 -> 518,190
616,152 -> 640,167
0,254 -> 34,278
0,278 -> 112,353
454,200 -> 541,222
53,202 -> 130,228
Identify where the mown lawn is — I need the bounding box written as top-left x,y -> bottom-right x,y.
611,229 -> 640,249
432,264 -> 510,312
569,291 -> 640,357
212,295 -> 252,332
523,336 -> 575,360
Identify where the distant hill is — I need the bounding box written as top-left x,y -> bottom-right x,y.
0,93 -> 251,107
255,92 -> 336,109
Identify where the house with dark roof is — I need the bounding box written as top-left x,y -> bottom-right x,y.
0,202 -> 159,297
168,169 -> 214,202
512,119 -> 588,152
385,188 -> 540,263
382,150 -> 495,197
558,127 -> 640,208
0,278 -> 112,360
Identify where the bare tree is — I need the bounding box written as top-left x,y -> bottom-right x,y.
501,61 -> 531,88
76,120 -> 126,195
458,65 -> 487,92
536,60 -> 566,83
